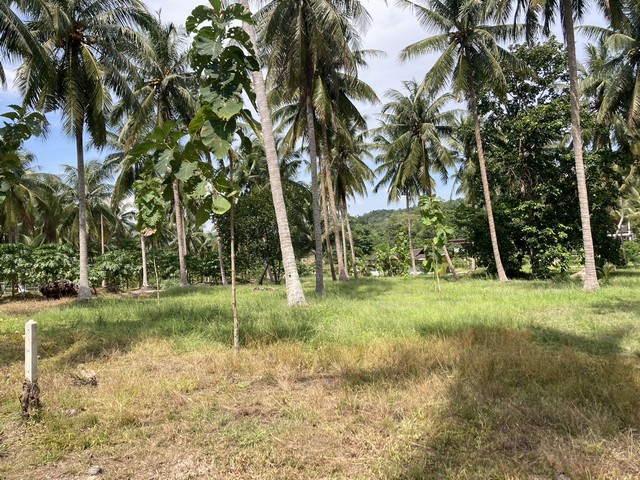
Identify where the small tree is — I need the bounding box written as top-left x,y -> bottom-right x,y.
419,195 -> 456,291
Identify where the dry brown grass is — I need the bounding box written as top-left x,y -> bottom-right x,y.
2,328 -> 639,479
0,296 -> 74,317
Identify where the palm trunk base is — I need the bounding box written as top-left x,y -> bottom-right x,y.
77,286 -> 92,301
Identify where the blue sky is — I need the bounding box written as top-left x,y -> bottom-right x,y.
1,1 -> 606,216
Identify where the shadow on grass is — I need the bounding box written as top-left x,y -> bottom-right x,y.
0,292 -> 319,366
589,298 -> 640,317
342,327 -> 640,479
528,325 -> 635,356
327,277 -> 394,299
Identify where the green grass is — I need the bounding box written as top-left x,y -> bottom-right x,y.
1,272 -> 639,479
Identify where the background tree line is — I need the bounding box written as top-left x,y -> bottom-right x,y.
1,0 -> 640,301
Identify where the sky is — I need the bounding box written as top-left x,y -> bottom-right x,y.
1,1 -> 606,216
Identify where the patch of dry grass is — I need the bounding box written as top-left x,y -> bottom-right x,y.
1,330 -> 639,479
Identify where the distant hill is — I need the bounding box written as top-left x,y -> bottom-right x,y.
349,200 -> 463,254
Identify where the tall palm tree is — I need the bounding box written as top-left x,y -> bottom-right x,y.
517,0 -> 624,290
332,123 -> 375,279
256,0 -> 371,294
374,82 -> 455,272
313,50 -> 379,282
399,0 -> 519,282
112,16 -> 195,287
234,0 -> 307,306
0,155 -> 52,242
15,0 -> 150,300
59,160 -> 123,251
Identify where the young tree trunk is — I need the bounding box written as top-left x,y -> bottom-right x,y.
230,154 -> 239,354
320,158 -> 337,281
172,180 -> 189,286
443,245 -> 460,281
406,195 -> 417,273
216,233 -> 227,285
305,90 -> 325,294
343,205 -> 359,280
76,129 -> 92,301
321,131 -> 348,281
140,234 -> 149,289
563,0 -> 600,291
238,0 -> 307,305
469,83 -> 509,283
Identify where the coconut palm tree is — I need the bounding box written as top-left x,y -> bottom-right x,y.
15,0 -> 150,300
399,0 -> 520,282
256,0 -> 371,294
233,0 -> 308,305
0,155 -> 53,242
270,48 -> 378,283
112,16 -> 195,287
516,0 -> 624,289
374,81 -> 455,273
332,123 -> 375,279
313,50 -> 379,282
59,160 -> 124,251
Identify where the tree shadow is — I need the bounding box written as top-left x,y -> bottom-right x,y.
327,277 -> 394,299
589,298 -> 640,317
343,327 -> 640,479
0,293 -> 320,367
528,325 -> 634,356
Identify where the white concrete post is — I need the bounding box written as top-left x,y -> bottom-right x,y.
21,320 -> 40,416
25,320 -> 38,383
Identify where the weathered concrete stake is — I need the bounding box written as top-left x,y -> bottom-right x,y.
20,320 -> 40,417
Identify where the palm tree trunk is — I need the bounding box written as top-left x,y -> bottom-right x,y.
320,156 -> 337,281
76,128 -> 92,301
321,129 -> 348,281
238,0 -> 307,305
100,215 -> 105,255
217,233 -> 227,285
172,180 -> 189,286
230,152 -> 239,354
341,211 -> 348,269
343,205 -> 358,280
305,90 -> 325,294
407,195 -> 417,273
140,234 -> 149,289
101,214 -> 106,288
563,0 -> 600,291
469,83 -> 509,283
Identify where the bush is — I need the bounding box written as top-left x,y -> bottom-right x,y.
29,244 -> 77,286
93,250 -> 141,291
625,240 -> 640,265
0,244 -> 32,295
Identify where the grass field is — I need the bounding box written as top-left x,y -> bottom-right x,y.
1,272 -> 639,479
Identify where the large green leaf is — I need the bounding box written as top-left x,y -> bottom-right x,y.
154,149 -> 173,175
201,120 -> 232,159
174,161 -> 198,182
211,196 -> 231,214
195,35 -> 223,60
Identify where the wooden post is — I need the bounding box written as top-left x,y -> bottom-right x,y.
20,320 -> 40,417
